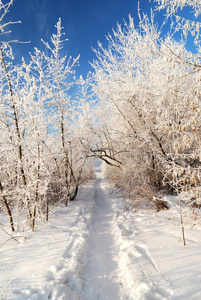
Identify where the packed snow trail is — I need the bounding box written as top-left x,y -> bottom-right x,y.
79,172 -> 122,299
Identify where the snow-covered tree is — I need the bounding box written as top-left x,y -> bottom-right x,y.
0,4 -> 92,231
0,0 -> 27,231
88,10 -> 201,211
38,18 -> 89,206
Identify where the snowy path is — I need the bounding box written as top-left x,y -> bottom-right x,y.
78,172 -> 172,300
80,175 -> 122,299
2,163 -> 201,299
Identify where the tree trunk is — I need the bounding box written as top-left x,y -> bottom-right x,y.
61,116 -> 70,206
0,46 -> 32,222
0,181 -> 15,232
70,184 -> 79,201
32,140 -> 40,232
46,192 -> 49,222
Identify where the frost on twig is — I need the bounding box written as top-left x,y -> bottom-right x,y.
0,228 -> 26,247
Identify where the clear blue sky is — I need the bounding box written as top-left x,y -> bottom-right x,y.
4,0 -> 158,78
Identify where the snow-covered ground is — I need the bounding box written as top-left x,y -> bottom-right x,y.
0,179 -> 95,300
1,164 -> 201,299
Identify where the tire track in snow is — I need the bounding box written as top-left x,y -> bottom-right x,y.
79,175 -> 122,300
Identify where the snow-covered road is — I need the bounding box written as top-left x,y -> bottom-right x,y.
80,175 -> 122,299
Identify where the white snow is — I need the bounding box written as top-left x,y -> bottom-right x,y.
79,171 -> 121,299
1,163 -> 201,299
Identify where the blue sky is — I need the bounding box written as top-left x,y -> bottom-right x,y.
4,0 -> 158,78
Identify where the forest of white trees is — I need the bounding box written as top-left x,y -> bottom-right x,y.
1,0 -> 201,233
